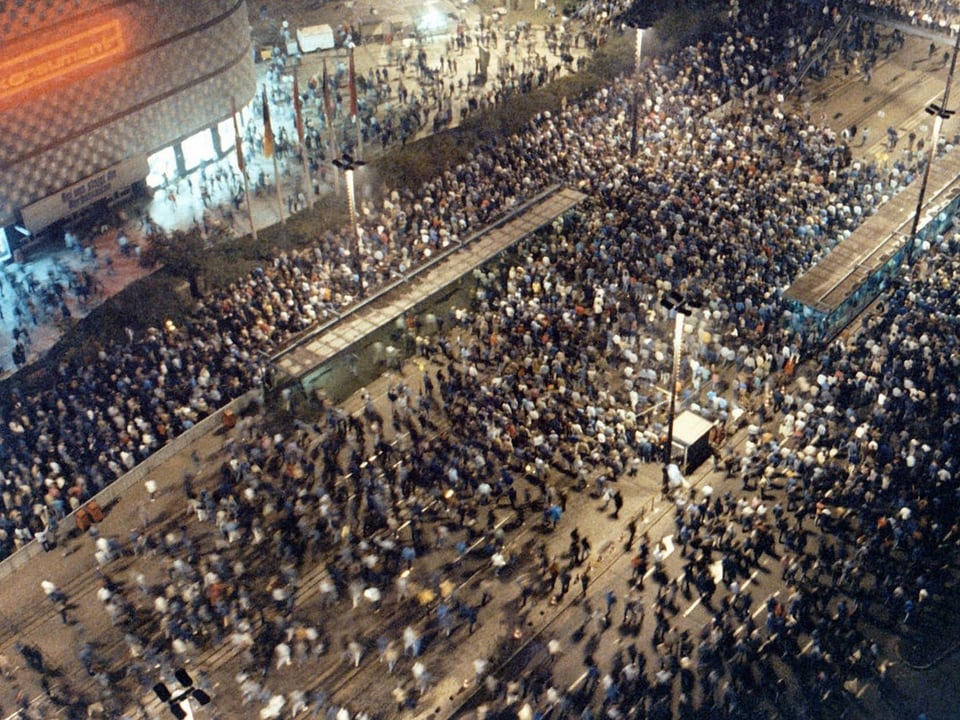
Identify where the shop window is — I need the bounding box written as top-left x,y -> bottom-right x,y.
147,146 -> 177,188
182,128 -> 216,172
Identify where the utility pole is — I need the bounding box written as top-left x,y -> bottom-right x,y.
906,29 -> 960,265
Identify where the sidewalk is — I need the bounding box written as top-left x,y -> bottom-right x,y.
0,225 -> 153,379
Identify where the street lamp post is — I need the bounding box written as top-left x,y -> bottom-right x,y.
152,667 -> 211,719
635,26 -> 643,70
661,290 -> 700,486
629,26 -> 646,156
333,153 -> 366,298
906,29 -> 960,266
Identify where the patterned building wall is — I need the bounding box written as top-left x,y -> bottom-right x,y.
0,0 -> 255,225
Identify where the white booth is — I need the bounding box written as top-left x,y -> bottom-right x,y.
670,410 -> 714,473
297,24 -> 336,53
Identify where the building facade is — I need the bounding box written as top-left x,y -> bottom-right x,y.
0,0 -> 255,253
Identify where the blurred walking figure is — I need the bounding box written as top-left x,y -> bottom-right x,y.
403,625 -> 421,656
347,640 -> 364,667
412,661 -> 431,694
382,640 -> 400,672
350,580 -> 364,609
0,653 -> 16,678
275,641 -> 292,669
319,576 -> 339,606
41,580 -> 71,624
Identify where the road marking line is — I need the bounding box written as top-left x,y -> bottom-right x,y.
734,591 -> 780,636
683,597 -> 702,617
683,564 -> 765,619
568,671 -> 588,691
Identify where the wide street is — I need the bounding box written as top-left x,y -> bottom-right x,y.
1,8 -> 960,720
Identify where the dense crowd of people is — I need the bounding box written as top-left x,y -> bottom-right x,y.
2,0 -> 960,717
867,0 -> 960,31
448,202 -> 960,720
252,1 -> 612,181
0,4 -> 901,541
0,0 -> 894,560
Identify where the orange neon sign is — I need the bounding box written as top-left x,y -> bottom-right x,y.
0,18 -> 124,103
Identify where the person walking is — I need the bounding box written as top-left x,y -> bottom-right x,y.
579,536 -> 591,564
275,641 -> 293,670
41,580 -> 70,624
403,625 -> 421,656
624,519 -> 637,550
569,528 -> 581,563
612,490 -> 624,519
0,653 -> 16,679
382,640 -> 400,673
460,602 -> 479,633
347,640 -> 364,667
412,661 -> 431,694
79,642 -> 95,676
603,589 -> 616,623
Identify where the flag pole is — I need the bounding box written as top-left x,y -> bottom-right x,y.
262,85 -> 285,224
231,97 -> 257,241
349,46 -> 363,158
273,152 -> 284,224
323,59 -> 340,195
293,74 -> 314,209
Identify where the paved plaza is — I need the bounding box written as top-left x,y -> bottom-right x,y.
3,4 -> 960,720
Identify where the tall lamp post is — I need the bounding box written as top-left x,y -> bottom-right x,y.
906,29 -> 960,266
333,153 -> 366,298
661,290 -> 700,484
629,26 -> 647,156
153,667 -> 211,719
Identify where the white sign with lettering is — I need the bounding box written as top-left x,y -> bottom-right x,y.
21,154 -> 148,232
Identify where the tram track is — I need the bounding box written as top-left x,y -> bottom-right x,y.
4,24 -> 949,715
429,408 -> 763,720
133,367 -> 541,716
816,68 -> 938,141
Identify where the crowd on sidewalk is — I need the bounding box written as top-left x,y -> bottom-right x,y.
2,0 -> 960,716
248,1 -> 615,187
0,232 -> 129,376
867,0 -> 960,32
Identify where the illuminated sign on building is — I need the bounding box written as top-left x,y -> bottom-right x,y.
20,154 -> 148,233
0,19 -> 124,104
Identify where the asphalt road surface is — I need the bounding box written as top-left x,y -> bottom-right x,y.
1,14 -> 960,720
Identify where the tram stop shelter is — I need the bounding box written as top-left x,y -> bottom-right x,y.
784,149 -> 960,345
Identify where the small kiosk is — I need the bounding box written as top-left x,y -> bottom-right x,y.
670,410 -> 714,473
296,24 -> 336,53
